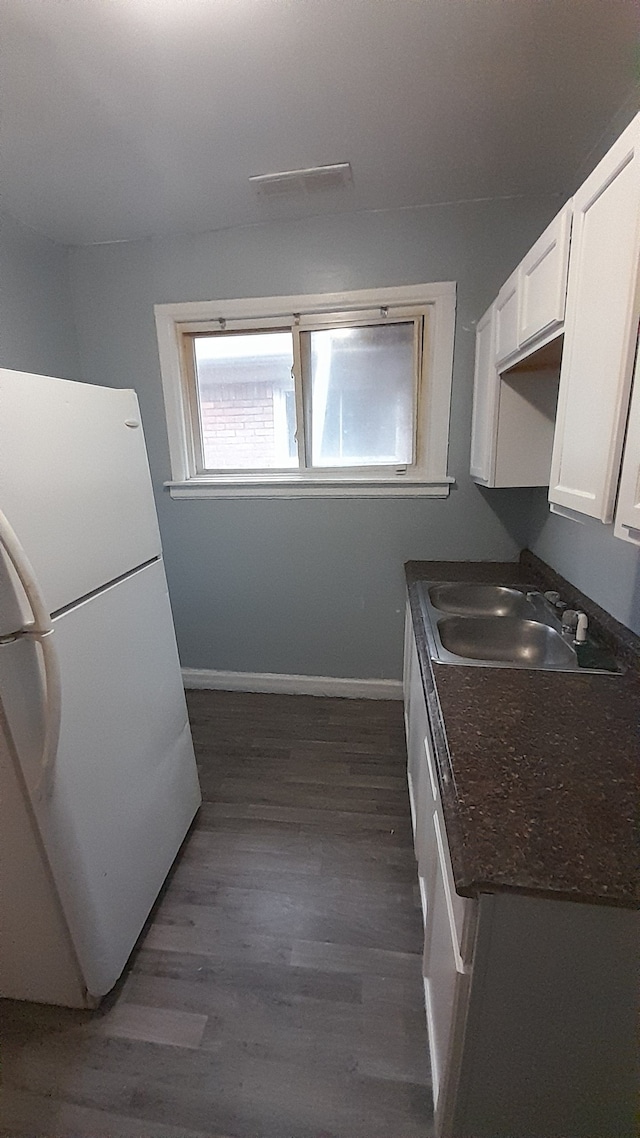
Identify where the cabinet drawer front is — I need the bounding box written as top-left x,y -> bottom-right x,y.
495,272 -> 519,366
518,203 -> 572,348
549,115 -> 640,522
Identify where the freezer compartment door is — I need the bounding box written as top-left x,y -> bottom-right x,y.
13,558 -> 201,998
0,369 -> 162,624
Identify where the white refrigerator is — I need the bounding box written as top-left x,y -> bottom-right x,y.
0,369 -> 202,1008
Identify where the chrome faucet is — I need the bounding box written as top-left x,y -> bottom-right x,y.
561,609 -> 589,643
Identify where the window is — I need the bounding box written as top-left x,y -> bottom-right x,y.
155,284 -> 456,498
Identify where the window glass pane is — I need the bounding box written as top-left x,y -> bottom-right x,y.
308,322 -> 415,467
193,332 -> 297,470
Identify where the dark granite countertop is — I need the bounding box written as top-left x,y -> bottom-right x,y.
405,552 -> 640,909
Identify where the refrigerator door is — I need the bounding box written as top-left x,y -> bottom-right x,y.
0,370 -> 162,628
0,648 -> 87,1007
4,558 -> 201,999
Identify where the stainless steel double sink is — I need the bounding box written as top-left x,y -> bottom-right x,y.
417,583 -> 620,673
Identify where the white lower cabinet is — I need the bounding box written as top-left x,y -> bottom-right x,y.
423,808 -> 475,1124
404,609 -> 638,1137
403,608 -> 476,1130
404,631 -> 428,845
423,842 -> 461,1109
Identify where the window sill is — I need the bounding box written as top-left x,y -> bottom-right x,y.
165,477 -> 454,500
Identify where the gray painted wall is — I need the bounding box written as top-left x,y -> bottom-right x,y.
0,212 -> 79,378
527,490 -> 640,635
1,177 -> 636,674
68,198 -> 558,679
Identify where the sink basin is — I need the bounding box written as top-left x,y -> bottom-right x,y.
428,583 -> 536,618
415,580 -> 621,673
437,616 -> 578,669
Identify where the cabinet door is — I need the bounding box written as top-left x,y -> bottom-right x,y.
549,114 -> 640,522
415,730 -> 439,929
406,633 -> 428,846
403,602 -> 412,719
518,203 -> 572,349
470,305 -> 498,483
424,849 -> 457,1111
614,342 -> 640,543
495,271 -> 519,366
415,756 -> 436,928
423,810 -> 468,1118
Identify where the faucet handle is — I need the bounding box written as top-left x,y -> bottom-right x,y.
574,612 -> 589,643
544,590 -> 563,607
561,609 -> 589,642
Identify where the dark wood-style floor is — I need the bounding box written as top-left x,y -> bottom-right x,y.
1,690 -> 433,1138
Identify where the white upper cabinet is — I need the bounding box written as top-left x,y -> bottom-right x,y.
470,202 -> 572,487
473,113 -> 640,508
470,306 -> 561,489
518,203 -> 572,350
494,271 -> 519,366
469,305 -> 498,484
614,347 -> 640,544
494,203 -> 572,370
549,115 -> 640,522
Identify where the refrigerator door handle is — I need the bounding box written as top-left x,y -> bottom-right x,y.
0,508 -> 62,796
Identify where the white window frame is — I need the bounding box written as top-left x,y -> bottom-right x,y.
155,283 -> 456,499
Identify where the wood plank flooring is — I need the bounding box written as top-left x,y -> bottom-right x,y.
1,690 -> 433,1137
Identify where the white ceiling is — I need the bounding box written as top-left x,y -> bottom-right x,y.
0,0 -> 638,246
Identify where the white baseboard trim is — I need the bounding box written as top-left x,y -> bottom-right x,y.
182,668 -> 402,700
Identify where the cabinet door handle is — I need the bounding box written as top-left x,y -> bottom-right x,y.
0,508 -> 62,798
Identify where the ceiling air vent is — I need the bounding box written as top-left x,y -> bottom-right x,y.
249,162 -> 353,200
